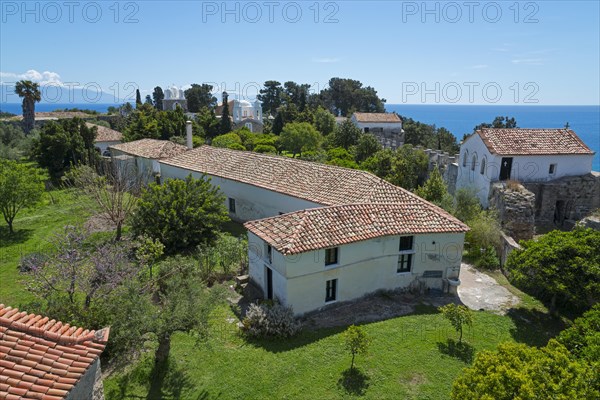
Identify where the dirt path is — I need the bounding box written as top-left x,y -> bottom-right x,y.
458,263 -> 520,314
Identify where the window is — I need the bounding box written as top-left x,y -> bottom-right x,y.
245,122 -> 253,132
399,236 -> 414,251
325,279 -> 337,302
480,157 -> 486,175
398,235 -> 415,273
228,198 -> 236,213
364,127 -> 370,133
549,164 -> 557,175
463,150 -> 468,167
397,254 -> 412,273
325,248 -> 339,266
471,154 -> 477,171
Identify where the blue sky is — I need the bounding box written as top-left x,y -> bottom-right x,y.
1,0 -> 599,104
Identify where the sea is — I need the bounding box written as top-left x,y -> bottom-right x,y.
2,102 -> 599,170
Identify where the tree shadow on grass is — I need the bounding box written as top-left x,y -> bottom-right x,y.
337,367 -> 370,396
0,226 -> 33,246
506,307 -> 565,347
242,325 -> 347,353
437,338 -> 475,363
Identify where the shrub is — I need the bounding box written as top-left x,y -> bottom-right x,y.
254,144 -> 277,154
242,302 -> 300,338
473,246 -> 500,270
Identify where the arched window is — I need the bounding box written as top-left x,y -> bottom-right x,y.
480,157 -> 486,175
471,154 -> 477,171
463,150 -> 468,167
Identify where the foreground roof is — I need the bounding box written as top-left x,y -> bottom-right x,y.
353,112 -> 402,123
477,128 -> 594,156
110,138 -> 188,159
0,304 -> 109,400
86,122 -> 123,143
160,146 -> 426,206
245,203 -> 469,255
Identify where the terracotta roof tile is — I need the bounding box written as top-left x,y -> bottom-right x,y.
245,203 -> 468,255
476,128 -> 594,155
160,145 -> 428,206
353,112 -> 402,123
86,123 -> 123,143
110,138 -> 188,160
0,305 -> 109,400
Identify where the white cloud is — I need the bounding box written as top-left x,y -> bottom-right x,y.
511,58 -> 544,65
469,64 -> 489,69
312,58 -> 340,63
0,69 -> 64,86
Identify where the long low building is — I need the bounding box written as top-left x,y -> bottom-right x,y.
156,144 -> 468,314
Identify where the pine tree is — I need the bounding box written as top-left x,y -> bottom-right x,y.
219,92 -> 232,135
135,89 -> 142,107
272,112 -> 284,135
153,86 -> 165,110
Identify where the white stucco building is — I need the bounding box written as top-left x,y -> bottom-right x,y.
88,122 -> 123,156
159,145 -> 469,314
215,96 -> 264,132
163,85 -> 188,111
350,112 -> 405,150
109,138 -> 188,181
456,128 -> 595,207
245,204 -> 467,315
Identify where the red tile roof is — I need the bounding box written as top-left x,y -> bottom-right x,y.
160,146 -> 423,206
0,305 -> 109,400
477,128 -> 594,156
86,123 -> 123,143
244,203 -> 469,255
353,113 -> 402,123
110,139 -> 188,159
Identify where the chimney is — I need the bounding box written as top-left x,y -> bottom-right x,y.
186,120 -> 193,149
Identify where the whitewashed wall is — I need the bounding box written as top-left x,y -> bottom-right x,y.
96,140 -> 121,154
249,232 -> 465,315
350,115 -> 403,133
159,163 -> 323,221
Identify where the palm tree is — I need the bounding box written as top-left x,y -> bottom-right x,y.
15,80 -> 41,133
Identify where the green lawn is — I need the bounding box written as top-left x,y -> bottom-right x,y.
104,303 -> 560,400
0,189 -> 90,307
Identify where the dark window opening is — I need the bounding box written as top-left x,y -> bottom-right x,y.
326,279 -> 337,302
228,198 -> 236,213
397,254 -> 412,273
399,236 -> 414,251
325,248 -> 338,266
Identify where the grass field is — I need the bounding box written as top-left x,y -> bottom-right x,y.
0,189 -> 90,307
104,301 -> 563,400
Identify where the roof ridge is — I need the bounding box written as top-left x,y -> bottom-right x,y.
0,304 -> 109,345
282,209 -> 310,255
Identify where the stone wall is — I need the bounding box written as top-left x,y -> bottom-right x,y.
523,172 -> 600,233
489,182 -> 535,241
66,359 -> 104,400
373,130 -> 405,150
498,231 -> 521,267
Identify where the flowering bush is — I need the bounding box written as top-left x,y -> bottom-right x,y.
242,302 -> 300,338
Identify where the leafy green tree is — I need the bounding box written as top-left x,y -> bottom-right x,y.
557,304 -> 600,363
465,210 -> 502,266
123,105 -> 160,141
355,133 -> 382,163
184,84 -> 217,113
474,116 -> 518,132
506,228 -> 600,313
212,132 -> 245,150
283,81 -> 311,111
388,145 -> 429,190
415,167 -> 448,204
144,95 -> 153,105
326,147 -> 358,169
451,340 -> 599,400
15,80 -> 41,133
257,81 -> 284,116
314,107 -> 336,136
34,118 -> 97,179
152,86 -> 165,110
135,89 -> 142,106
132,175 -> 229,253
279,122 -> 321,158
439,304 -> 473,343
453,188 -> 481,223
321,78 -> 385,116
0,160 -> 45,233
332,119 -> 362,150
361,149 -> 394,178
272,112 -> 284,135
343,325 -> 371,370
196,108 -> 220,140
220,92 -> 232,134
